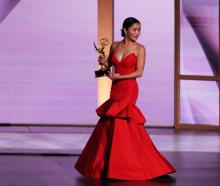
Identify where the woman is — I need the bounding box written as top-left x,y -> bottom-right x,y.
75,17 -> 176,180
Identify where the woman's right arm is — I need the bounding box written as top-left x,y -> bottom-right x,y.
98,42 -> 114,69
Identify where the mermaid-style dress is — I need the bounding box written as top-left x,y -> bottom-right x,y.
74,53 -> 176,180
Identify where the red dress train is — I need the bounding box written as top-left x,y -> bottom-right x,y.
74,53 -> 176,180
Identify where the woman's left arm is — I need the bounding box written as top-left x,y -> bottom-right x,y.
108,46 -> 146,80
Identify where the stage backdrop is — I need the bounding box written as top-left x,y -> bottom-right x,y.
114,0 -> 174,126
0,0 -> 175,126
0,0 -> 97,124
180,0 -> 219,125
2,0 -> 214,127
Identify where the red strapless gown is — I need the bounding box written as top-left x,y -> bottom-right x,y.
74,53 -> 176,180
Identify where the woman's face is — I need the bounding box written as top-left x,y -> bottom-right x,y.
124,23 -> 141,42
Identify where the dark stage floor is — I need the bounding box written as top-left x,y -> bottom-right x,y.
0,151 -> 220,186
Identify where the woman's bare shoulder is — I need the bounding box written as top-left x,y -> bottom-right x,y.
111,41 -> 120,48
136,42 -> 146,50
136,43 -> 146,54
110,41 -> 121,53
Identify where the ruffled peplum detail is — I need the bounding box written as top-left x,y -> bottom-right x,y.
96,99 -> 146,125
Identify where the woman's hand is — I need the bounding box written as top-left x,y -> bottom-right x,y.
107,72 -> 120,81
98,54 -> 108,68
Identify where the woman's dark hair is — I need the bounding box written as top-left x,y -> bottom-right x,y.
121,17 -> 140,37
